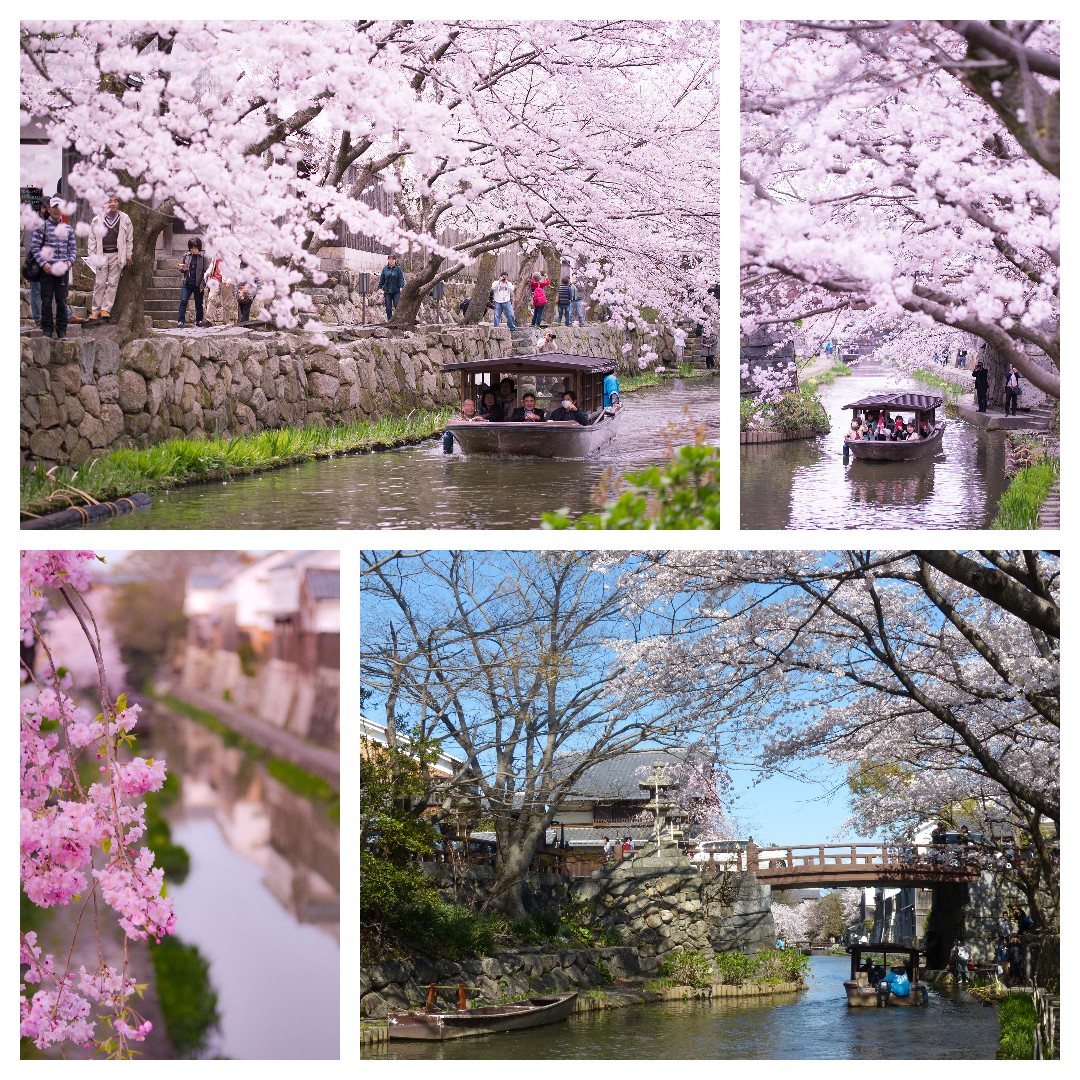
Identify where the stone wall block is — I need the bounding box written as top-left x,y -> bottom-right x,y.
122,340 -> 163,379
93,341 -> 122,377
100,404 -> 124,445
118,370 -> 148,413
98,374 -> 119,405
52,363 -> 82,396
24,365 -> 50,396
38,395 -> 65,429
182,358 -> 201,385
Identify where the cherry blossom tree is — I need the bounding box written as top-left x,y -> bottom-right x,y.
21,20 -> 723,340
358,550 -> 729,918
609,550 -> 1059,919
742,21 -> 1059,397
20,551 -> 175,1058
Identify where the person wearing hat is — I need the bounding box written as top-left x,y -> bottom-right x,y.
491,270 -> 516,329
972,359 -> 989,412
530,272 -> 550,326
881,963 -> 911,1001
31,196 -> 77,340
87,194 -> 133,322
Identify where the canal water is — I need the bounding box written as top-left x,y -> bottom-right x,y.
147,707 -> 340,1059
740,362 -> 1008,530
87,378 -> 720,530
371,956 -> 999,1060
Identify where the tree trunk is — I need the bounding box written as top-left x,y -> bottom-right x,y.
111,197 -> 173,343
462,251 -> 497,325
981,340 -> 1008,409
390,251 -> 445,329
483,814 -> 551,918
513,243 -> 541,325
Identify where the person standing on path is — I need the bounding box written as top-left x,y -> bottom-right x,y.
1004,365 -> 1022,416
492,271 -> 516,329
701,330 -> 716,370
570,278 -> 586,325
972,360 -> 989,412
377,254 -> 405,321
176,238 -> 209,327
31,196 -> 77,340
530,272 -> 550,326
673,326 -> 687,364
87,194 -> 132,322
556,275 -> 573,325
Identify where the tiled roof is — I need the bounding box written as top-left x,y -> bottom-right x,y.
556,747 -> 705,801
305,569 -> 340,600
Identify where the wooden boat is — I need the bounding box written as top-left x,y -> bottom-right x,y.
843,392 -> 945,461
845,943 -> 929,1007
443,352 -> 622,457
387,989 -> 579,1040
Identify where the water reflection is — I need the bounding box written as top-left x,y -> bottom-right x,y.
370,956 -> 997,1060
148,709 -> 339,1059
741,364 -> 1007,530
89,378 -> 721,530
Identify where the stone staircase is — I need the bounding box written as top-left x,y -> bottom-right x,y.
144,254 -> 187,326
1021,402 -> 1056,432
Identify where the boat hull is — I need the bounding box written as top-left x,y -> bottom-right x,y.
844,981 -> 929,1007
447,411 -> 621,458
846,423 -> 945,461
387,991 -> 579,1040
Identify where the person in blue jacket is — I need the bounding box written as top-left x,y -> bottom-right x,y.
881,964 -> 911,1001
603,371 -> 620,407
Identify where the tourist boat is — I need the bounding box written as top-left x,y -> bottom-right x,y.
442,353 -> 623,457
843,392 -> 945,461
387,989 -> 579,1040
845,943 -> 930,1007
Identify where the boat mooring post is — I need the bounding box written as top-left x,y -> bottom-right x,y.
443,430 -> 455,454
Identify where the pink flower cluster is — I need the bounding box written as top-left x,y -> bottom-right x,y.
21,932 -> 149,1053
20,550 -> 96,641
20,550 -> 175,1055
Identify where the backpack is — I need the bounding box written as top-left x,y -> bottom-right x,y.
22,250 -> 41,282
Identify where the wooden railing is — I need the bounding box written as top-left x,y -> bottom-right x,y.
1033,984 -> 1059,1059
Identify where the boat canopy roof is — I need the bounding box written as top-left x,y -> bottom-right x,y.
843,392 -> 944,411
847,942 -> 925,961
442,352 -> 616,376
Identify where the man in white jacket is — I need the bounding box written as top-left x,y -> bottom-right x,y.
87,195 -> 133,321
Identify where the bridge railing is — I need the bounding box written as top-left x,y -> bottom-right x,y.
747,842 -> 995,872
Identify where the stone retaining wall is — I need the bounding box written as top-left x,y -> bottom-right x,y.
361,945 -> 642,1018
576,857 -> 774,961
21,323 -> 637,468
740,426 -> 828,443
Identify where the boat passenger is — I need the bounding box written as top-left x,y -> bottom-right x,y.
920,421 -> 931,438
893,415 -> 905,438
904,421 -> 916,439
511,393 -> 545,422
496,377 -> 517,418
881,964 -> 911,1001
846,420 -> 861,441
548,389 -> 591,425
607,391 -> 622,413
451,398 -> 487,423
478,389 -> 503,421
875,416 -> 889,440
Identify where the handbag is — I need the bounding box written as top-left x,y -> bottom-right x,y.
22,251 -> 42,282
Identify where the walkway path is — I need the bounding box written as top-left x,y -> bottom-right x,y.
161,686 -> 339,788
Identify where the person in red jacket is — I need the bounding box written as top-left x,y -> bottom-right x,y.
530,272 -> 550,326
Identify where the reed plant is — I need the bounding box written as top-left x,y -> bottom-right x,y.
21,408 -> 453,518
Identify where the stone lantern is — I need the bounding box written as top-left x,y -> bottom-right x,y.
639,760 -> 682,855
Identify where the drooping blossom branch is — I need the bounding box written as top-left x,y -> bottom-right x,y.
20,551 -> 175,1058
